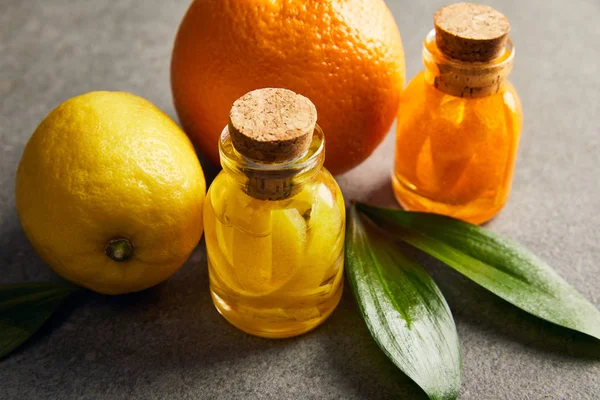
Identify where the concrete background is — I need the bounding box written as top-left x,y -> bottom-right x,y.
1,0 -> 599,398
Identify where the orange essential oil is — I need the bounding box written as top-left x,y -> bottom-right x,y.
393,3 -> 523,224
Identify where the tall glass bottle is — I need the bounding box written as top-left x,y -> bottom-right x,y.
204,88 -> 345,338
393,3 -> 523,224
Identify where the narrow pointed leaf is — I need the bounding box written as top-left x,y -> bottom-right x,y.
0,282 -> 79,359
346,206 -> 461,400
357,203 -> 600,341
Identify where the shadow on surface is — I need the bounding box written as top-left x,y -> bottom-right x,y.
318,281 -> 429,400
195,149 -> 220,186
3,288 -> 83,360
0,212 -> 58,284
362,178 -> 398,208
408,248 -> 600,360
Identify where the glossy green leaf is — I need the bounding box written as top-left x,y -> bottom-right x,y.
346,206 -> 461,400
356,203 -> 600,341
0,282 -> 79,359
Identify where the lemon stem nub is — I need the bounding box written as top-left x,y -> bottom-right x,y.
105,238 -> 133,262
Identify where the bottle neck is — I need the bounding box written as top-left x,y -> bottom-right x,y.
422,29 -> 515,98
219,124 -> 325,201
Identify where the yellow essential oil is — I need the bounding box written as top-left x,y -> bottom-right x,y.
204,88 -> 345,338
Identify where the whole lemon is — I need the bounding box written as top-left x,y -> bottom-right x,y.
15,92 -> 206,294
171,0 -> 405,175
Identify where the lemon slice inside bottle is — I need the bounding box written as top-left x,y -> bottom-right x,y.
271,208 -> 307,287
227,203 -> 307,296
232,205 -> 272,293
204,196 -> 239,292
281,182 -> 343,292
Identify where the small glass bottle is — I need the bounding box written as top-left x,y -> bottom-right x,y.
204,88 -> 345,338
392,3 -> 523,224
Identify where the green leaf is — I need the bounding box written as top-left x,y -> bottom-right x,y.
346,206 -> 461,400
356,203 -> 600,341
0,282 -> 79,359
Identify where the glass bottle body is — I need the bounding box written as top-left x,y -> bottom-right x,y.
393,31 -> 523,224
205,126 -> 345,338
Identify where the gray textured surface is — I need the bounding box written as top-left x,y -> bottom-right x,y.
1,0 -> 599,398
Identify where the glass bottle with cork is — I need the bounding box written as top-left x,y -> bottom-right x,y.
392,3 -> 523,224
204,88 -> 345,338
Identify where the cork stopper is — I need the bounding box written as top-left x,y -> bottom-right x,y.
228,88 -> 318,200
432,62 -> 512,98
434,3 -> 510,62
229,88 -> 317,163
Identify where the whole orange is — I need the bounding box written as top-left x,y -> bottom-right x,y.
171,0 -> 405,175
